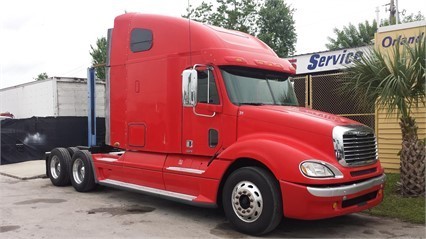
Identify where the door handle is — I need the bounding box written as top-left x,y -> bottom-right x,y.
193,107 -> 216,118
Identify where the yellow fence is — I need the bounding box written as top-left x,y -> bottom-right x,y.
376,104 -> 426,173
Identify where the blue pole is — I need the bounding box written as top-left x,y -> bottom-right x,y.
87,67 -> 96,147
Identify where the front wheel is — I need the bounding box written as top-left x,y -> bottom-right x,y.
222,167 -> 282,235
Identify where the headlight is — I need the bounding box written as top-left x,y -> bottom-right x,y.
300,161 -> 342,178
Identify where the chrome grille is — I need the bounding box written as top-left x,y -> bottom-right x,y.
333,125 -> 378,167
343,133 -> 377,163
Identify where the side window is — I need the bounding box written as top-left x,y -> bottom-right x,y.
130,28 -> 153,53
197,70 -> 220,104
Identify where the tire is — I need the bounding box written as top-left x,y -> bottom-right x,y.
66,147 -> 79,157
222,167 -> 283,235
47,148 -> 72,186
70,150 -> 97,192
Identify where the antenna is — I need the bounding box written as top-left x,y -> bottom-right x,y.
188,0 -> 192,66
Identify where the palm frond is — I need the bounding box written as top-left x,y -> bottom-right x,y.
341,35 -> 425,120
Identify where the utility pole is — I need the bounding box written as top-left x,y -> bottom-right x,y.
389,0 -> 396,24
395,0 -> 400,24
376,6 -> 380,25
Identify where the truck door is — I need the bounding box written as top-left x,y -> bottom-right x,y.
182,67 -> 223,156
163,67 -> 223,196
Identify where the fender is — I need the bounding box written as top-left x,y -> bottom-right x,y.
218,133 -> 334,183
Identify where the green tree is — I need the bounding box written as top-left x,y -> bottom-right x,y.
326,20 -> 377,50
89,37 -> 107,80
184,0 -> 260,35
258,0 -> 296,57
184,0 -> 296,57
328,12 -> 424,50
341,38 -> 425,197
380,12 -> 425,26
34,72 -> 49,81
401,11 -> 425,23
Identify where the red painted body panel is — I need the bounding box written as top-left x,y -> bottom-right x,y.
93,13 -> 385,220
162,156 -> 231,203
109,13 -> 294,151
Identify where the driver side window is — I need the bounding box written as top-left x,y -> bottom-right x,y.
197,70 -> 220,104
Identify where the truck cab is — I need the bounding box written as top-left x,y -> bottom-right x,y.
47,13 -> 385,235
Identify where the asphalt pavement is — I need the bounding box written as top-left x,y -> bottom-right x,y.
1,160 -> 425,238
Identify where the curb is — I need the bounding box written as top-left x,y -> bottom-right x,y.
0,172 -> 47,180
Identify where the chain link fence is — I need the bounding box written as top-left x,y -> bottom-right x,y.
293,72 -> 375,130
292,75 -> 307,107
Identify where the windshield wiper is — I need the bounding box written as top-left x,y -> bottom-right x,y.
239,102 -> 265,106
276,103 -> 299,106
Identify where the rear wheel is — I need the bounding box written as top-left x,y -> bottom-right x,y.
70,150 -> 96,192
222,167 -> 282,235
66,147 -> 79,157
47,148 -> 72,186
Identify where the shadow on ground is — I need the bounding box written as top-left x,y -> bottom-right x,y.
82,185 -> 411,238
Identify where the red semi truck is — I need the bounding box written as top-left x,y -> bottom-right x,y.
47,13 -> 385,235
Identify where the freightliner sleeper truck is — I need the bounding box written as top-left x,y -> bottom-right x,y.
46,13 -> 386,235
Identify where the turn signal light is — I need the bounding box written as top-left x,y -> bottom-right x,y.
224,56 -> 248,64
254,60 -> 283,69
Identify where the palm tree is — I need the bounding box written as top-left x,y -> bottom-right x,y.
341,37 -> 425,197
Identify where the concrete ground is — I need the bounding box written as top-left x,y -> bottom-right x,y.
0,160 -> 46,180
1,160 -> 425,238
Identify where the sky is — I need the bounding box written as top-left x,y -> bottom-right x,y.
0,0 -> 424,89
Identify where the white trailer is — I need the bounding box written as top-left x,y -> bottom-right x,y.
0,77 -> 105,119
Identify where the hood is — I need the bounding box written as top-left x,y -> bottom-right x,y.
236,106 -> 362,162
238,105 -> 360,137
232,105 -> 382,185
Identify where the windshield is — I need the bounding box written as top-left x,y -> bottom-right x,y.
220,66 -> 299,106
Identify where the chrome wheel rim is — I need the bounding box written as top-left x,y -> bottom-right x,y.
231,181 -> 263,223
50,155 -> 60,179
72,158 -> 85,184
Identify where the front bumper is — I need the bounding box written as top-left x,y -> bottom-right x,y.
280,174 -> 386,220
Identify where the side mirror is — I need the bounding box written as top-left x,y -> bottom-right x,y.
182,69 -> 198,107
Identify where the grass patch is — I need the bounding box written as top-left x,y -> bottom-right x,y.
363,173 -> 425,224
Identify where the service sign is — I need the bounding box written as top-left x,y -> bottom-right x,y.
284,46 -> 370,75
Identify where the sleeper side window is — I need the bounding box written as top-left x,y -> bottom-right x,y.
130,28 -> 153,52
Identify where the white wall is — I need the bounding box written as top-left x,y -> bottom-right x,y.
57,81 -> 105,117
0,79 -> 106,119
0,80 -> 55,118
